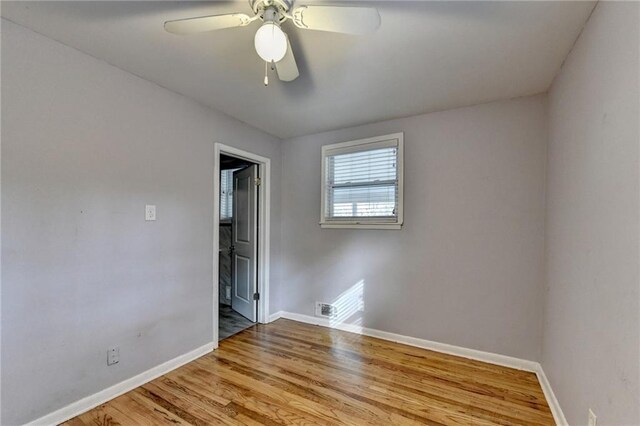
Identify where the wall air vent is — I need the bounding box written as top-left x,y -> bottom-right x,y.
315,301 -> 337,318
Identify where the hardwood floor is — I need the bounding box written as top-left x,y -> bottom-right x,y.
64,319 -> 555,425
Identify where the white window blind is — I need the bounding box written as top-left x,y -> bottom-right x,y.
321,134 -> 403,229
220,169 -> 236,220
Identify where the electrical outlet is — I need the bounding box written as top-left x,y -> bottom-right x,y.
145,205 -> 156,221
588,409 -> 597,426
107,347 -> 120,366
225,286 -> 231,300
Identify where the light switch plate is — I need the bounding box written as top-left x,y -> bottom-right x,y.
588,409 -> 597,426
145,205 -> 156,221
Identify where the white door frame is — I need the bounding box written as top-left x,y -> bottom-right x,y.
213,143 -> 271,347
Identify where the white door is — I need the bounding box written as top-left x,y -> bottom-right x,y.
231,165 -> 258,322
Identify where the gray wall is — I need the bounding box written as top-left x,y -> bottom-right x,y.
542,2 -> 640,424
279,95 -> 548,361
1,20 -> 281,425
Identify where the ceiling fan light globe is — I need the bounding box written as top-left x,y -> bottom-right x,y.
254,22 -> 287,63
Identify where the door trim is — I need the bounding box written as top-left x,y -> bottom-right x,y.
213,143 -> 271,347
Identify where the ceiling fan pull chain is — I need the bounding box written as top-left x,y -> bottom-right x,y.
264,60 -> 269,86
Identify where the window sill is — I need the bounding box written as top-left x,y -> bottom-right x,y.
319,222 -> 402,230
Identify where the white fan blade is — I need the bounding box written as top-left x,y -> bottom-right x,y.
292,6 -> 380,35
164,13 -> 253,35
276,36 -> 299,82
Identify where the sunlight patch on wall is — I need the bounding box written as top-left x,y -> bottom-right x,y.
330,280 -> 365,327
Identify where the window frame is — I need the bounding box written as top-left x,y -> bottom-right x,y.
320,132 -> 404,230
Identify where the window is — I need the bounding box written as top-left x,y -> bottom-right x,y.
321,133 -> 403,229
220,169 -> 237,220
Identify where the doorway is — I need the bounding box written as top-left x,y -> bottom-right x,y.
218,154 -> 257,340
214,144 -> 271,346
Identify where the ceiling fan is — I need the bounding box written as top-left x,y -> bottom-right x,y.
164,0 -> 381,85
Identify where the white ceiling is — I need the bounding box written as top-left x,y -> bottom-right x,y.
1,1 -> 595,138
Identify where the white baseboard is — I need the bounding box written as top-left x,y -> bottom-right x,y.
534,365 -> 568,425
268,310 -> 283,322
25,342 -> 215,426
270,311 -> 566,425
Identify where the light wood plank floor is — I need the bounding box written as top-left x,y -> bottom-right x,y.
64,319 -> 555,425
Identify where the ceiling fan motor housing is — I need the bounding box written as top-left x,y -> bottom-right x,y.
250,0 -> 292,23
